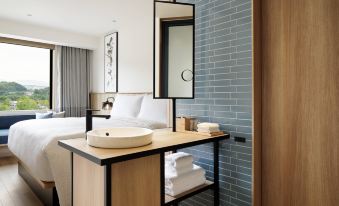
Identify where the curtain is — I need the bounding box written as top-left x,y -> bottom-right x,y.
60,46 -> 91,117
52,45 -> 62,112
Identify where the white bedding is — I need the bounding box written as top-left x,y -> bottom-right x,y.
8,117 -> 166,206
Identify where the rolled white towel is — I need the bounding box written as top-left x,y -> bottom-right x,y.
165,152 -> 193,168
165,164 -> 206,196
165,163 -> 193,177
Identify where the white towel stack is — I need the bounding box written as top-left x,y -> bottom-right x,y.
197,122 -> 220,133
165,152 -> 206,196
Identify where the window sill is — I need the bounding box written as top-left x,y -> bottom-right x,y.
0,110 -> 50,116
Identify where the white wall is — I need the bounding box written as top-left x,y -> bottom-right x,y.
0,18 -> 99,49
91,36 -> 105,92
0,0 -> 156,93
91,0 -> 154,93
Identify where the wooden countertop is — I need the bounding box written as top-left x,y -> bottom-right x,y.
58,128 -> 229,166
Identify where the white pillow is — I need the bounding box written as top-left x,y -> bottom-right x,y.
138,95 -> 168,124
110,94 -> 144,118
36,112 -> 53,119
52,111 -> 65,118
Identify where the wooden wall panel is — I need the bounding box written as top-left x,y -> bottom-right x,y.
260,0 -> 339,205
111,154 -> 160,206
252,0 -> 262,205
73,154 -> 104,206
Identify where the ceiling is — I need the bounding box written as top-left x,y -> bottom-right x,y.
156,2 -> 193,18
0,0 -> 151,37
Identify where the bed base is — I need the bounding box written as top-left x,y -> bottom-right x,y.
18,162 -> 59,206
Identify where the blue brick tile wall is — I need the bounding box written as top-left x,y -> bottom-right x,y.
176,0 -> 252,205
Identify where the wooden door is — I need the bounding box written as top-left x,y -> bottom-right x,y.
256,0 -> 339,205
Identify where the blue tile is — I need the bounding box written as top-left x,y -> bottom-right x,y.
236,2 -> 252,12
215,73 -> 237,80
231,171 -> 252,182
231,0 -> 251,8
231,145 -> 252,154
215,86 -> 237,92
177,0 -> 252,205
210,67 -> 231,74
231,79 -> 252,86
231,197 -> 251,206
231,22 -> 251,33
230,185 -> 251,196
231,10 -> 252,20
231,65 -> 252,72
231,92 -> 251,99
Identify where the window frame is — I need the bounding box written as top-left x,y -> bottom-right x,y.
0,37 -> 55,113
49,49 -> 53,110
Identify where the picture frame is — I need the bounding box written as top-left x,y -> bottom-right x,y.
104,32 -> 118,92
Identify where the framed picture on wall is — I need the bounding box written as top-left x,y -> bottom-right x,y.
104,32 -> 118,92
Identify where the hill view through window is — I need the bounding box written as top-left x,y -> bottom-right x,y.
0,43 -> 51,111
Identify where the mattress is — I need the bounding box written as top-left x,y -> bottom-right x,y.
8,117 -> 166,182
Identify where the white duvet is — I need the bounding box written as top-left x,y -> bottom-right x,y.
8,117 -> 166,206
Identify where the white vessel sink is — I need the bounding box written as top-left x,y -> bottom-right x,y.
87,127 -> 153,149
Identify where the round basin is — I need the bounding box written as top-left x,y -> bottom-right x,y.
87,127 -> 153,149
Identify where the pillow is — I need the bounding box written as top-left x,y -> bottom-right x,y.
52,111 -> 65,118
110,94 -> 144,118
138,95 -> 168,124
36,112 -> 53,119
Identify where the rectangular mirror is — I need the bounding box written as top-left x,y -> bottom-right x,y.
153,1 -> 195,99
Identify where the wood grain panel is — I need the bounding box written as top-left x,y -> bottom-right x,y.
111,154 -> 160,206
73,154 -> 104,206
261,0 -> 339,205
252,0 -> 262,205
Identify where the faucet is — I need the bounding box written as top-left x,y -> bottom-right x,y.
86,109 -> 111,133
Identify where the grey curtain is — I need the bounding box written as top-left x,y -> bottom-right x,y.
52,46 -> 62,112
60,46 -> 91,117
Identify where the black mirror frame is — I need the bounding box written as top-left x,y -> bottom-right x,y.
153,0 -> 195,100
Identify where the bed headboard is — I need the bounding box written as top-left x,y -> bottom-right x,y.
89,92 -> 172,127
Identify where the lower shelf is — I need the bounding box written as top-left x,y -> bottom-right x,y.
164,180 -> 214,205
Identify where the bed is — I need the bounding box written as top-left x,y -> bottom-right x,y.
8,94 -> 170,206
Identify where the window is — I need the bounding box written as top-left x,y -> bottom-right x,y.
0,42 -> 52,111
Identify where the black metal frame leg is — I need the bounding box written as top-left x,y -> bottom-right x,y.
105,164 -> 112,206
71,153 -> 73,206
161,152 -> 165,206
214,141 -> 220,206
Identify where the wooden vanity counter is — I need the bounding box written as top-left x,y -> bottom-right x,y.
59,128 -> 229,206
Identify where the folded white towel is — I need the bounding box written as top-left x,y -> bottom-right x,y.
197,122 -> 219,129
165,163 -> 193,177
165,152 -> 193,168
197,128 -> 220,133
165,164 -> 206,196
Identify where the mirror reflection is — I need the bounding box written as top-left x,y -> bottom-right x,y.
154,1 -> 194,99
